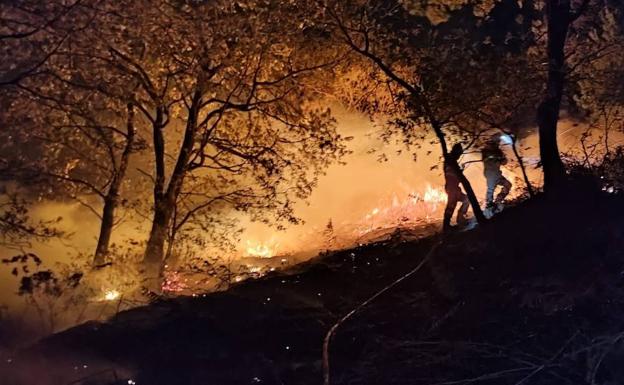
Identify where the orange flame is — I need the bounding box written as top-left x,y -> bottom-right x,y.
245,241 -> 277,258
103,289 -> 120,301
423,184 -> 448,204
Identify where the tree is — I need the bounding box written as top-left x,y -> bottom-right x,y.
1,39 -> 145,266
0,0 -> 92,254
77,0 -> 348,284
326,0 -> 545,223
536,0 -> 592,192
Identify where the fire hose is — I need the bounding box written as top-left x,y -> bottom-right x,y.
321,239 -> 442,385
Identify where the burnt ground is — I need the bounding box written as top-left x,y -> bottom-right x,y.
4,186 -> 624,385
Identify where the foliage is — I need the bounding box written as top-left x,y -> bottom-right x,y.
0,1 -> 86,87
564,145 -> 624,193
326,0 -> 539,148
0,195 -> 62,249
76,0 -> 351,269
2,0 -> 350,273
1,253 -> 88,333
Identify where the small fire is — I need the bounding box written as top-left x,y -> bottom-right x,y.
354,183 -> 449,237
245,241 -> 276,258
365,208 -> 380,220
104,289 -> 120,301
247,265 -> 263,273
423,184 -> 448,204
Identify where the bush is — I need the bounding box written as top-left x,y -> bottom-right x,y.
564,145 -> 624,194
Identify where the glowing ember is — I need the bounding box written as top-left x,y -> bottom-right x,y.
245,241 -> 276,258
104,290 -> 120,301
247,265 -> 263,274
162,270 -> 187,293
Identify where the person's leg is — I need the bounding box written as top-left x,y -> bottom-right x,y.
495,175 -> 512,204
444,189 -> 459,230
456,192 -> 469,225
485,171 -> 498,208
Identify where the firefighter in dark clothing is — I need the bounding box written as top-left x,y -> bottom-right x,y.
443,143 -> 469,231
482,135 -> 511,213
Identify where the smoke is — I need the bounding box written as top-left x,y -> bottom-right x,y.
236,106 -> 445,256
0,106 -> 614,337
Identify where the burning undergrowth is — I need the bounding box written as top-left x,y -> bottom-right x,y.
156,183 -> 450,296
4,185 -> 624,385
0,109 -> 554,338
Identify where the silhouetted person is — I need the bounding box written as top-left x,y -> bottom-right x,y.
443,143 -> 469,232
482,135 -> 511,214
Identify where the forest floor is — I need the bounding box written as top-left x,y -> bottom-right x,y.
3,184 -> 624,385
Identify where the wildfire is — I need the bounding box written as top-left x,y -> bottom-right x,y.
104,289 -> 121,301
422,184 -> 448,204
246,265 -> 263,273
245,241 -> 277,258
353,183 -> 449,237
365,208 -> 379,220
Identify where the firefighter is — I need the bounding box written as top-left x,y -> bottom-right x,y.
482,134 -> 511,214
443,143 -> 469,232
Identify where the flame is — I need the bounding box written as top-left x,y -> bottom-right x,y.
104,290 -> 120,301
423,184 -> 448,204
245,241 -> 276,258
246,265 -> 263,273
354,183 -> 449,237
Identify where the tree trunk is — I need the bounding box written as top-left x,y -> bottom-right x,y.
143,105 -> 169,285
93,196 -> 116,266
143,198 -> 172,279
93,103 -> 136,267
537,0 -> 571,193
143,91 -> 202,285
164,205 -> 179,265
429,119 -> 487,224
453,160 -> 486,224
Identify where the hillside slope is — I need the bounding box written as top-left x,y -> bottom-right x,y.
3,188 -> 624,385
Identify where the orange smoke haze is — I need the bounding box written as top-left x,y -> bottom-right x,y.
0,106 -> 610,334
